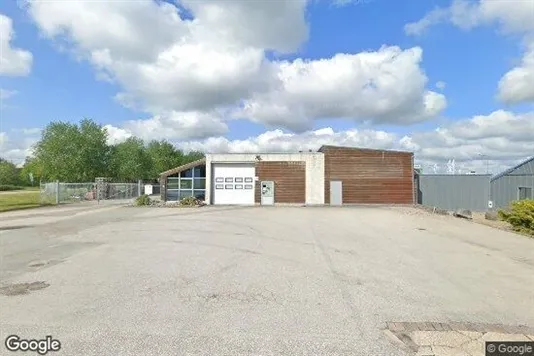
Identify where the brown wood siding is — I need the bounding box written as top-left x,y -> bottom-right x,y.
255,161 -> 306,204
323,147 -> 413,204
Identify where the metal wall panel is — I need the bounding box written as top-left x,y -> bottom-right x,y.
416,175 -> 491,211
490,159 -> 534,209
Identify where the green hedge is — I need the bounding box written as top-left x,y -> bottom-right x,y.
0,185 -> 24,191
498,199 -> 534,236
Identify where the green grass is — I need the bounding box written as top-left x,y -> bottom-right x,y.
23,186 -> 40,191
0,191 -> 48,212
0,185 -> 39,192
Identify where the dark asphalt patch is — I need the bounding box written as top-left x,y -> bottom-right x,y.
0,281 -> 50,296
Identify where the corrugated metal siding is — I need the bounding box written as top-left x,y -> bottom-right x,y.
322,147 -> 413,204
490,159 -> 534,209
417,175 -> 491,211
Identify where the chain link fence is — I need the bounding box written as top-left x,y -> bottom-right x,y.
40,181 -> 143,205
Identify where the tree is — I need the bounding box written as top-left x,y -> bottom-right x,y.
77,119 -> 110,180
109,137 -> 152,181
33,119 -> 109,182
0,158 -> 20,185
146,140 -> 184,179
183,150 -> 204,163
19,157 -> 43,186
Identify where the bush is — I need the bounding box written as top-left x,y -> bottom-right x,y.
179,196 -> 205,207
498,199 -> 534,235
134,194 -> 152,206
0,185 -> 23,191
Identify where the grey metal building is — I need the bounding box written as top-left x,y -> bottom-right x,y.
415,174 -> 491,211
490,156 -> 534,209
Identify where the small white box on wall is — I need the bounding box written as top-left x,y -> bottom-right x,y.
144,185 -> 153,195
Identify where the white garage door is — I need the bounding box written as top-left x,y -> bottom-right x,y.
212,164 -> 255,205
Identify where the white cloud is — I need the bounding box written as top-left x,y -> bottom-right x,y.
104,110 -> 228,145
20,127 -> 41,135
0,14 -> 33,76
175,109 -> 534,174
237,46 -> 447,131
0,132 -> 7,147
405,0 -> 534,105
177,127 -> 398,154
104,125 -> 132,146
497,45 -> 534,104
4,109 -> 532,173
25,0 -> 445,138
0,130 -> 38,165
0,88 -> 17,109
179,0 -> 309,53
0,88 -> 17,100
406,0 -> 534,36
404,7 -> 449,36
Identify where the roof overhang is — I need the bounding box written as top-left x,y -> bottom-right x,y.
159,158 -> 206,179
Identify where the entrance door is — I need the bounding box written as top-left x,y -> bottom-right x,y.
330,181 -> 342,206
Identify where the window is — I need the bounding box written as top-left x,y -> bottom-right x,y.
193,178 -> 206,189
167,177 -> 179,189
225,184 -> 233,189
245,184 -> 253,190
166,164 -> 205,201
181,168 -> 193,178
519,187 -> 533,200
215,184 -> 223,189
225,177 -> 233,183
179,190 -> 193,199
215,177 -> 223,183
235,177 -> 243,183
244,177 -> 253,183
193,190 -> 205,200
235,184 -> 243,189
166,190 -> 180,201
194,165 -> 206,178
180,179 -> 193,189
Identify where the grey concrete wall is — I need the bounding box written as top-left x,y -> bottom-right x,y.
417,175 -> 491,211
491,159 -> 534,209
205,153 -> 325,205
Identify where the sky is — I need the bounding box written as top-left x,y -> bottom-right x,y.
1,0 -> 533,175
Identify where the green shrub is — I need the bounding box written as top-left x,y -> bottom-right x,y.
0,185 -> 23,191
179,196 -> 205,207
498,199 -> 534,235
134,194 -> 152,206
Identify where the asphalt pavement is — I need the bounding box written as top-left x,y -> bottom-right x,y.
1,205 -> 533,355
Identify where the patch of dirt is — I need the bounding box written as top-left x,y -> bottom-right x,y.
0,225 -> 34,231
28,262 -> 46,268
471,212 -> 513,232
0,281 -> 50,296
27,259 -> 62,269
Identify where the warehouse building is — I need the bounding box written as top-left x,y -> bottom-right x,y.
159,145 -> 414,206
490,156 -> 534,209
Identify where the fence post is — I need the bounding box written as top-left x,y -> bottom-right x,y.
138,180 -> 142,197
55,180 -> 60,205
